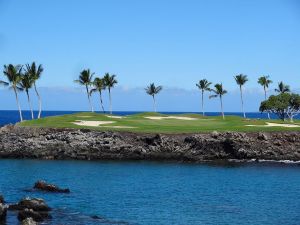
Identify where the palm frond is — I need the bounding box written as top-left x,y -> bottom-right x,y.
209,94 -> 218,99
210,83 -> 227,97
3,64 -> 23,86
16,86 -> 24,91
234,74 -> 248,86
258,75 -> 272,88
196,79 -> 212,91
103,73 -> 118,88
275,81 -> 290,93
24,62 -> 43,81
0,80 -> 8,86
145,83 -> 162,96
75,69 -> 94,86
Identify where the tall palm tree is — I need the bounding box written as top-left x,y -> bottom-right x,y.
145,83 -> 163,112
20,73 -> 35,119
209,83 -> 227,119
3,64 -> 24,121
103,73 -> 117,114
196,79 -> 212,116
25,62 -> 43,118
275,81 -> 290,94
234,74 -> 248,118
74,69 -> 95,112
258,75 -> 272,119
90,77 -> 106,113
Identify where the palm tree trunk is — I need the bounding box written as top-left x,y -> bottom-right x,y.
109,88 -> 112,114
153,95 -> 156,112
220,95 -> 225,120
99,90 -> 105,113
202,90 -> 204,116
14,87 -> 23,122
34,82 -> 42,119
86,85 -> 94,112
26,90 -> 34,119
264,87 -> 270,119
240,86 -> 246,118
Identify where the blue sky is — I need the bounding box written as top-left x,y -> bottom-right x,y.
0,0 -> 299,112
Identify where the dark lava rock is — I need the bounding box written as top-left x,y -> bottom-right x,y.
21,217 -> 37,225
0,195 -> 4,204
9,197 -> 51,211
143,134 -> 162,146
211,131 -> 220,138
34,180 -> 70,193
258,132 -> 268,141
18,208 -> 51,222
1,125 -> 300,162
0,203 -> 7,221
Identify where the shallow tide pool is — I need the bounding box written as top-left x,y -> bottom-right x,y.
0,160 -> 300,225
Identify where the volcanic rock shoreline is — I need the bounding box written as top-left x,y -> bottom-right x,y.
0,125 -> 300,162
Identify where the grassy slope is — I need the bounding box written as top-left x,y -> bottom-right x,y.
18,112 -> 300,133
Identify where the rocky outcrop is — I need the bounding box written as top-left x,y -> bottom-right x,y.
18,208 -> 50,222
0,203 -> 7,221
34,180 -> 70,193
9,197 -> 51,212
0,125 -> 300,162
22,217 -> 37,225
9,197 -> 51,223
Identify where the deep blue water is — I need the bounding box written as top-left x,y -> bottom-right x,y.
1,110 -> 297,126
0,160 -> 300,225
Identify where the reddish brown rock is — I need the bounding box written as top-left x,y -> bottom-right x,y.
34,180 -> 70,193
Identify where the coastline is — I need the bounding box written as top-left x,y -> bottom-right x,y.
1,125 -> 300,162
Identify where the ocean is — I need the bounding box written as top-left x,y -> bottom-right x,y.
0,160 -> 299,225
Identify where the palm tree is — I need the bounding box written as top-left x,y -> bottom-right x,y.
275,81 -> 290,94
20,73 -> 35,119
25,62 -> 43,118
103,73 -> 117,114
258,75 -> 272,119
196,79 -> 212,116
3,64 -> 24,121
234,74 -> 248,118
145,83 -> 163,112
209,83 -> 227,119
74,69 -> 95,112
90,77 -> 106,113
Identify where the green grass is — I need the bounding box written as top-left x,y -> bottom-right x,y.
18,112 -> 300,133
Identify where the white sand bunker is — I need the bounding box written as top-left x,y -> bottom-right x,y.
73,120 -> 116,127
145,116 -> 197,121
246,122 -> 300,128
106,115 -> 124,119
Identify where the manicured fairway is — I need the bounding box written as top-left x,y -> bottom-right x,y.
18,112 -> 300,133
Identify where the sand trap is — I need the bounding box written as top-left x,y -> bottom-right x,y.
73,120 -> 115,127
106,115 -> 124,119
246,122 -> 300,128
144,116 -> 197,121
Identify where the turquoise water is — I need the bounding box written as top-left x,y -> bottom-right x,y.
0,160 -> 300,225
